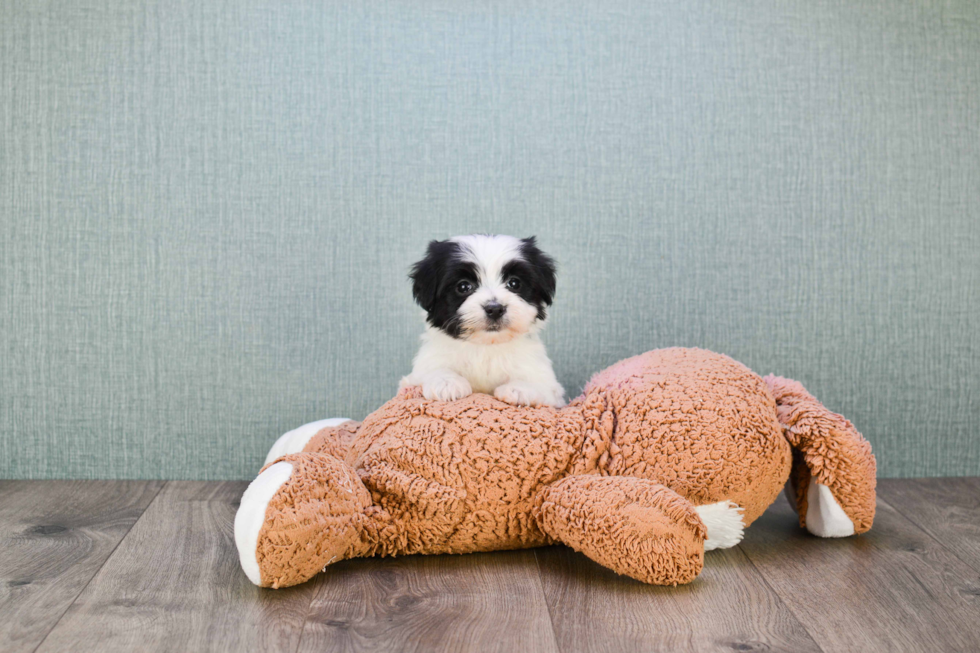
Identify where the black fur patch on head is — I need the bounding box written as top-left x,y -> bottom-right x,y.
501,236 -> 558,321
409,239 -> 478,338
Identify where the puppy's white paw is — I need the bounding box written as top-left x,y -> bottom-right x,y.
422,374 -> 473,402
494,382 -> 563,407
547,385 -> 567,408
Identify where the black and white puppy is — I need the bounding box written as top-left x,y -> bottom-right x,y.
399,234 -> 566,407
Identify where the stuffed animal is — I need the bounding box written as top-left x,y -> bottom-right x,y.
234,348 -> 876,588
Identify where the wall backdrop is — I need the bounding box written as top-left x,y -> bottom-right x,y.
2,0 -> 978,480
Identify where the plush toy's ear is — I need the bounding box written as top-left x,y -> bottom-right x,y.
764,375 -> 876,536
409,239 -> 449,313
520,236 -> 557,305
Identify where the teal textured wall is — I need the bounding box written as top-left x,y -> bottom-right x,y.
2,1 -> 978,480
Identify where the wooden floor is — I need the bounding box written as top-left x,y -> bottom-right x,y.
1,479 -> 979,652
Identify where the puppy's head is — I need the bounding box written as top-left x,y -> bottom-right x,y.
409,235 -> 557,344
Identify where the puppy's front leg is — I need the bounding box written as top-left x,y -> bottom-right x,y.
494,380 -> 566,408
400,369 -> 473,402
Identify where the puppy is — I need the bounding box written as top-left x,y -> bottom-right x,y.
400,234 -> 566,407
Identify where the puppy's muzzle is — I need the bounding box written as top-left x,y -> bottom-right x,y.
483,301 -> 506,323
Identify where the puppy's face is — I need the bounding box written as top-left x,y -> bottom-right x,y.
410,235 -> 557,344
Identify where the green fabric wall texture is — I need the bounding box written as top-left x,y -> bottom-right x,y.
2,1 -> 978,480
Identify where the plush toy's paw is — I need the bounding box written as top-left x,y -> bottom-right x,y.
420,373 -> 472,402
235,461 -> 295,587
493,381 -> 565,407
535,475 -> 706,585
234,453 -> 373,588
263,417 -> 352,467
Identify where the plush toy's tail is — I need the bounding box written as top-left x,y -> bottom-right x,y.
763,375 -> 876,536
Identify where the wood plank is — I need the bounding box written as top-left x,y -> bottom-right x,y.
298,549 -> 560,653
0,480 -> 163,653
738,493 -> 980,652
35,481 -> 317,653
878,477 -> 980,572
535,544 -> 821,653
9,478 -> 977,652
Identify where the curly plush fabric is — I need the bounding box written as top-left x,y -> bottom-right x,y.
254,453 -> 373,589
764,375 -> 877,533
238,348 -> 877,588
534,475 -> 707,585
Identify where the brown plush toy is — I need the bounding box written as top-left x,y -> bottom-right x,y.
234,348 -> 876,588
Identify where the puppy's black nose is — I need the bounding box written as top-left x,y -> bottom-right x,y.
483,302 -> 506,320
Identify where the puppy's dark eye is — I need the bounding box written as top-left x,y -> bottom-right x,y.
455,280 -> 474,295
506,277 -> 521,291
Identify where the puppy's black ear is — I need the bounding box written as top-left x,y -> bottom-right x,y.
409,240 -> 448,312
521,236 -> 557,305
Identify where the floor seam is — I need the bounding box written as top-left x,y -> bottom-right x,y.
532,548 -> 565,653
735,544 -> 829,653
876,492 -> 980,576
29,480 -> 169,653
292,574 -> 322,653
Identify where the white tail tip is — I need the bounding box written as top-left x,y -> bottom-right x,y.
696,500 -> 745,551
